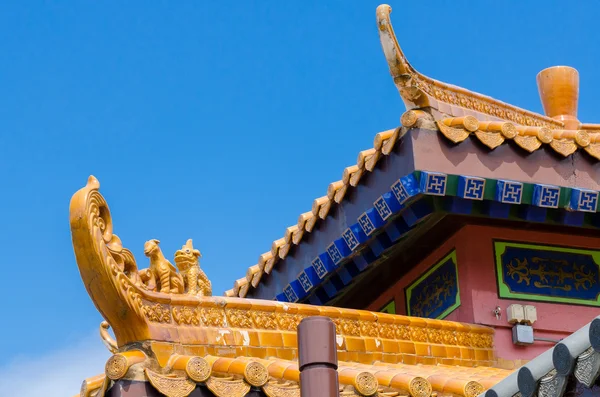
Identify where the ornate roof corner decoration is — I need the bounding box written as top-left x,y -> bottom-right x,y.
70,176 -> 519,397
376,4 -> 560,129
376,4 -> 600,159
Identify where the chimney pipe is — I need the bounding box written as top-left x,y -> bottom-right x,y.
298,316 -> 339,397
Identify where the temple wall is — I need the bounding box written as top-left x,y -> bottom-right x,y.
366,223 -> 600,369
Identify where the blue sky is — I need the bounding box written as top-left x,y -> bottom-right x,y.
1,1 -> 599,394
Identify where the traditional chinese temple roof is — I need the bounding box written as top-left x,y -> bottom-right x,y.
228,4 -> 600,304
69,4 -> 600,397
70,176 -> 513,397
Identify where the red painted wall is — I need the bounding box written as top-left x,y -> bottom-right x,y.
367,224 -> 600,365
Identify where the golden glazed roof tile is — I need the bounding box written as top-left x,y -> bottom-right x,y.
83,353 -> 513,397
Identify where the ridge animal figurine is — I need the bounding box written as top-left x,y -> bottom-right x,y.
174,239 -> 212,296
142,239 -> 184,294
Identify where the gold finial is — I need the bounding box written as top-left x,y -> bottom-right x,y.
536,66 -> 580,130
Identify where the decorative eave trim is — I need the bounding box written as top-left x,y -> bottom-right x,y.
272,170 -> 600,305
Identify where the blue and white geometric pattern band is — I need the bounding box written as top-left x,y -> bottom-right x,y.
496,180 -> 523,204
391,174 -> 419,205
358,212 -> 376,236
342,228 -> 360,251
311,257 -> 328,279
284,284 -> 298,302
374,196 -> 392,220
570,188 -> 599,213
326,243 -> 343,265
420,171 -> 447,196
457,176 -> 485,201
298,271 -> 313,292
391,179 -> 410,204
533,184 -> 560,208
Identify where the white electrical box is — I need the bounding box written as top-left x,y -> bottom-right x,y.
524,305 -> 537,325
507,304 -> 525,324
512,324 -> 534,345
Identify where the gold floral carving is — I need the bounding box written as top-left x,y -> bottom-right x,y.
172,306 -> 200,326
436,121 -> 470,144
354,372 -> 378,396
550,138 -> 578,157
201,307 -> 224,327
456,332 -> 472,347
464,381 -> 484,397
376,5 -> 561,129
513,135 -> 543,153
333,319 -> 361,336
409,377 -> 432,397
426,329 -> 443,344
474,130 -> 505,149
263,381 -> 301,397
379,324 -> 396,339
143,303 -> 171,323
105,354 -> 128,380
227,309 -> 253,328
276,314 -> 303,331
186,356 -> 211,383
251,311 -> 277,329
360,322 -> 379,337
206,377 -> 251,397
244,361 -> 269,387
441,329 -> 457,345
145,368 -> 196,397
395,325 -> 410,340
410,327 -> 428,342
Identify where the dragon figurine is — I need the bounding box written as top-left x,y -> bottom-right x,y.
174,239 -> 212,296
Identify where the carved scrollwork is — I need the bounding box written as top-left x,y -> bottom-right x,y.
206,377 -> 251,397
145,368 -> 196,397
263,381 -> 301,397
172,306 -> 200,326
143,303 -> 172,323
538,369 -> 567,397
70,176 -> 148,345
574,348 -> 600,387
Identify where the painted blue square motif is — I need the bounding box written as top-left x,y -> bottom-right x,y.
374,196 -> 392,220
298,271 -> 313,292
326,243 -> 343,265
284,284 -> 298,302
311,257 -> 328,279
533,184 -> 560,208
496,180 -> 523,204
391,180 -> 410,204
342,228 -> 359,251
457,176 -> 485,200
358,212 -> 376,236
571,189 -> 599,213
420,172 -> 447,196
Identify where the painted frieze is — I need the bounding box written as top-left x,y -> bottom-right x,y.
405,250 -> 460,319
494,240 -> 600,306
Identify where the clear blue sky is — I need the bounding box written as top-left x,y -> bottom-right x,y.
1,1 -> 599,390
